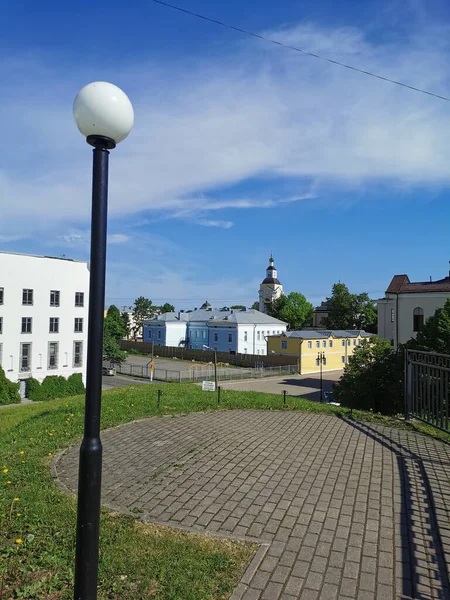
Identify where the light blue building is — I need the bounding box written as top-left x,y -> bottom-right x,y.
143,303 -> 287,356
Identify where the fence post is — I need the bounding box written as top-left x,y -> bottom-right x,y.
179,371 -> 182,383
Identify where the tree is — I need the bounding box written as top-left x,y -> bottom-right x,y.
132,296 -> 155,339
410,299 -> 450,354
121,312 -> 131,339
333,337 -> 404,415
103,336 -> 127,366
251,302 -> 259,310
104,305 -> 126,340
231,305 -> 246,310
323,283 -> 377,331
268,292 -> 314,330
159,303 -> 175,314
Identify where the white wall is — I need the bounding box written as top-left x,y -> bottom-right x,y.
0,252 -> 89,388
165,322 -> 187,347
378,292 -> 450,348
236,324 -> 287,355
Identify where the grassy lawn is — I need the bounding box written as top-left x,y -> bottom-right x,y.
1,383 -> 447,599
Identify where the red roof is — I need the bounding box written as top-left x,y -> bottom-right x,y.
386,274 -> 450,294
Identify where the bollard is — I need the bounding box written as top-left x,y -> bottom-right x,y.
157,389 -> 162,409
282,389 -> 287,406
218,386 -> 221,405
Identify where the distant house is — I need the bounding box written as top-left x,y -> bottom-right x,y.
312,301 -> 329,327
143,306 -> 287,355
267,330 -> 371,374
377,272 -> 450,349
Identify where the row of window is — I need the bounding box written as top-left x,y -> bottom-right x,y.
0,317 -> 84,335
0,341 -> 83,372
0,288 -> 85,307
390,307 -> 425,332
280,339 -> 362,350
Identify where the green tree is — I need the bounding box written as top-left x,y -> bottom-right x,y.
159,303 -> 175,314
103,336 -> 127,366
268,292 -> 314,330
231,305 -> 246,310
251,302 -> 259,310
132,296 -> 155,338
121,312 -> 131,339
410,299 -> 450,354
104,305 -> 126,340
323,283 -> 377,331
333,337 -> 404,415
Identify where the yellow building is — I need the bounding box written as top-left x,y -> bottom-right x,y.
267,330 -> 372,374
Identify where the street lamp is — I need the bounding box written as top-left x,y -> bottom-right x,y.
73,81 -> 133,600
203,345 -> 218,390
317,351 -> 326,403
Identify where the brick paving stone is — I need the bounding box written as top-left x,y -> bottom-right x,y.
55,410 -> 450,600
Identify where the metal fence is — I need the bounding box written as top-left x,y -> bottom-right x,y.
113,363 -> 298,383
405,349 -> 450,433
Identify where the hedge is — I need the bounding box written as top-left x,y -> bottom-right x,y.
26,373 -> 85,401
0,366 -> 21,405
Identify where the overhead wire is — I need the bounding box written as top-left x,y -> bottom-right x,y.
150,0 -> 450,103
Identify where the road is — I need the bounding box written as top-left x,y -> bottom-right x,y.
218,369 -> 342,403
101,373 -> 165,391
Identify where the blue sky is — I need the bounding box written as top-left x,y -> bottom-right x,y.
2,0 -> 450,310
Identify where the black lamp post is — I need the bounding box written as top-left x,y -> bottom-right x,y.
317,351 -> 325,403
73,81 -> 134,600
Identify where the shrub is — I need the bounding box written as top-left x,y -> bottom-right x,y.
127,348 -> 141,356
26,377 -> 44,401
26,374 -> 85,401
66,373 -> 85,395
333,337 -> 404,415
0,366 -> 21,405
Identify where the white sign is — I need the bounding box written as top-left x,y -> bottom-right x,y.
202,381 -> 216,392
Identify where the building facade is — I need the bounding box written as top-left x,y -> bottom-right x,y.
143,307 -> 287,355
259,255 -> 283,313
0,252 -> 89,395
267,330 -> 371,374
377,273 -> 450,349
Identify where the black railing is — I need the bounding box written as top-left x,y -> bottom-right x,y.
405,349 -> 450,433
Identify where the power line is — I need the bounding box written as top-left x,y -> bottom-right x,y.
150,0 -> 450,103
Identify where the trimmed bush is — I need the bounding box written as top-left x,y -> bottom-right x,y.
0,366 -> 21,405
26,373 -> 85,401
126,348 -> 141,355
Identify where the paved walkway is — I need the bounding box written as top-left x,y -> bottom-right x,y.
55,411 -> 450,600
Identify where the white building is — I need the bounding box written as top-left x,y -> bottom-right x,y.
144,307 -> 287,355
259,255 -> 283,313
0,252 -> 89,396
377,272 -> 450,349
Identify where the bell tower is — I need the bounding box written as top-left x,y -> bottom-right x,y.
258,254 -> 283,313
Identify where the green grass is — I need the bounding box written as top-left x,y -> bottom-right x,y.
1,383 -> 448,599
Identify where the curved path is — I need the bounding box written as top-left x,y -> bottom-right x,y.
55,410 -> 450,600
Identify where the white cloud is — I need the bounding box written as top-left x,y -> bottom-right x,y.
195,219 -> 234,229
108,233 -> 131,244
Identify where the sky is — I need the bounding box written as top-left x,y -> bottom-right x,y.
2,0 -> 450,310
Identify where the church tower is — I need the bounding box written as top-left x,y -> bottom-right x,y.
259,255 -> 283,313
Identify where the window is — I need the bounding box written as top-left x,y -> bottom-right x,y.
202,330 -> 206,339
307,341 -> 312,349
157,330 -> 161,339
244,348 -> 247,354
316,357 -> 320,367
0,287 -> 3,305
73,341 -> 83,367
244,332 -> 248,342
329,340 -> 333,348
214,332 -> 218,342
323,357 -> 327,366
74,318 -> 83,333
257,349 -> 260,355
341,340 -> 345,346
316,341 -> 320,348
0,343 -> 2,366
413,307 -> 424,332
20,343 -> 31,371
391,308 -> 395,323
48,342 -> 58,369
228,333 -> 232,343
50,290 -> 60,307
0,317 -> 2,334
353,339 -> 356,346
257,331 -> 260,341
196,330 -> 199,339
22,289 -> 33,305
347,340 -> 351,346
21,317 -> 32,333
75,292 -> 84,307
341,356 -> 346,364
49,317 -> 59,333
322,340 -> 326,348
281,341 -> 288,349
